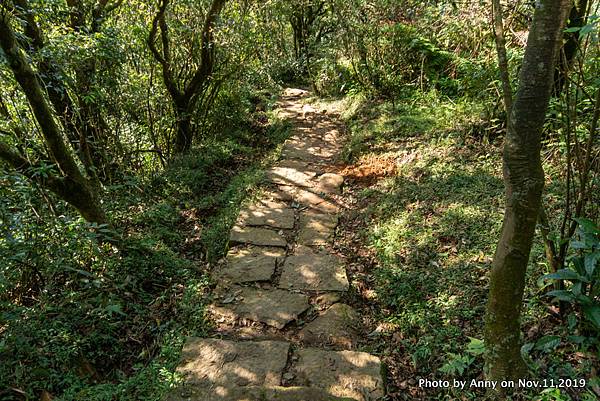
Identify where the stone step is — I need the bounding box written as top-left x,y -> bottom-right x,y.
210,286 -> 309,329
298,303 -> 359,347
290,348 -> 384,401
297,211 -> 338,246
230,226 -> 287,248
215,247 -> 285,284
175,338 -> 289,387
238,201 -> 295,229
266,160 -> 318,187
168,338 -> 384,401
278,246 -> 348,292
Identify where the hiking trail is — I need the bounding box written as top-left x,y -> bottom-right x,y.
168,88 -> 384,401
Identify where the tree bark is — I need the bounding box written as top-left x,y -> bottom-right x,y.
148,0 -> 227,155
0,9 -> 108,225
484,0 -> 570,383
492,0 -> 513,117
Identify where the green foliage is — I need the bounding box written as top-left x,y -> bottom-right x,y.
339,80 -> 598,397
542,219 -> 600,341
1,82 -> 288,399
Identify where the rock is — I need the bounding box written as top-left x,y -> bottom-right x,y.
40,391 -> 53,401
167,385 -> 355,401
314,292 -> 342,307
216,247 -> 286,283
298,303 -> 359,347
266,160 -> 317,187
263,188 -> 295,202
210,286 -> 309,329
230,226 -> 286,248
294,188 -> 339,213
278,246 -> 348,292
315,173 -> 344,194
238,201 -> 295,229
291,348 -> 385,401
175,338 -> 289,389
283,88 -> 308,98
296,212 -> 338,246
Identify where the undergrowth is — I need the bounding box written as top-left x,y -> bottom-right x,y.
0,95 -> 290,400
339,89 -> 599,401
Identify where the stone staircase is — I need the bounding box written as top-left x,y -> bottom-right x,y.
167,89 -> 385,401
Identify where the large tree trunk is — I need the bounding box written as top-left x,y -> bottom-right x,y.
484,0 -> 570,382
0,9 -> 108,225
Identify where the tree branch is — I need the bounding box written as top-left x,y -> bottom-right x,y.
492,0 -> 513,120
148,0 -> 183,102
185,0 -> 227,100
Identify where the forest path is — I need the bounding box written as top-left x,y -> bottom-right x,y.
167,89 -> 385,401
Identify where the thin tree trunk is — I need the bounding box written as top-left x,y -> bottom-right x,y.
484,0 -> 570,383
492,0 -> 513,117
553,0 -> 589,96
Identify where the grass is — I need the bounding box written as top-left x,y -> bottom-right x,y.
339,89 -> 599,400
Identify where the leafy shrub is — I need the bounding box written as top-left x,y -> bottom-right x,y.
543,218 -> 600,342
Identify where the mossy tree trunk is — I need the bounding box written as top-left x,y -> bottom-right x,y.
148,0 -> 227,155
0,9 -> 108,225
484,0 -> 570,383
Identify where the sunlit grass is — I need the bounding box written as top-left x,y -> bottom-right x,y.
339,89 -> 588,399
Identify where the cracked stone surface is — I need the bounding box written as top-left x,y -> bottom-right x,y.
238,201 -> 295,229
210,286 -> 309,329
298,303 -> 359,347
297,211 -> 338,246
167,385 -> 355,401
278,246 -> 349,292
175,338 -> 289,388
266,160 -> 317,187
230,226 -> 286,247
294,188 -> 340,213
291,348 -> 384,401
216,247 -> 286,283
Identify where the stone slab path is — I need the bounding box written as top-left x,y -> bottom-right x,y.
169,88 -> 384,401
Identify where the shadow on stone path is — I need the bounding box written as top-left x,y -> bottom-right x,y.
168,89 -> 385,401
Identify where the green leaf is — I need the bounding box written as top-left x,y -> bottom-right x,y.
566,335 -> 587,344
564,27 -> 581,33
567,313 -> 577,330
584,252 -> 600,277
571,240 -> 588,249
574,218 -> 600,235
543,269 -> 587,282
466,337 -> 485,356
582,305 -> 600,329
521,342 -> 534,357
546,290 -> 575,302
105,304 -> 126,317
534,335 -> 561,352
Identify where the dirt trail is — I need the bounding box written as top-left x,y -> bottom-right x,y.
168,89 -> 384,401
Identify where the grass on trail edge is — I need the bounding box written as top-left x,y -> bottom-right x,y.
335,89 -> 599,401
